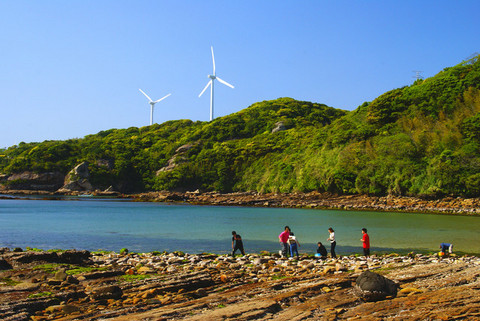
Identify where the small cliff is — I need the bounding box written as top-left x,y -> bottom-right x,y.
0,171 -> 64,192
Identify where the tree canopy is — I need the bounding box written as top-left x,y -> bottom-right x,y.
1,55 -> 480,197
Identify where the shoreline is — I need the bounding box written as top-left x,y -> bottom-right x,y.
2,189 -> 480,216
1,248 -> 479,320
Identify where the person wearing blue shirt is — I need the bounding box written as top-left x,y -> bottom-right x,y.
439,242 -> 453,254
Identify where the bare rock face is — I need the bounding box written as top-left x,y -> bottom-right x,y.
58,162 -> 93,192
157,144 -> 194,174
1,171 -> 64,191
72,162 -> 90,179
175,144 -> 194,154
353,270 -> 398,301
271,121 -> 287,133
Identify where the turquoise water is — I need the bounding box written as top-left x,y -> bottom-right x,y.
1,197 -> 479,254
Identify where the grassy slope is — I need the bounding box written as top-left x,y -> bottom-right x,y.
1,56 -> 480,196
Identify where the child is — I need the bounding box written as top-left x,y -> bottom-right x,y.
288,232 -> 300,259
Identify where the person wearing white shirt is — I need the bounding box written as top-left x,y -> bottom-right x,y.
326,227 -> 337,258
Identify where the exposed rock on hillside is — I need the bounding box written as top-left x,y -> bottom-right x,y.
271,121 -> 287,133
0,171 -> 64,191
57,162 -> 92,192
157,144 -> 194,174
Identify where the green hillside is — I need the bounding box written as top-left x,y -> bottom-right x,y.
1,55 -> 479,197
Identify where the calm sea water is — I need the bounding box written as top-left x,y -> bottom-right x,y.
1,197 -> 479,255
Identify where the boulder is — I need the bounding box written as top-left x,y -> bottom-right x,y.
54,269 -> 68,281
336,263 -> 347,271
89,285 -> 123,300
72,162 -> 90,179
353,270 -> 398,302
138,266 -> 155,274
253,258 -> 270,265
0,258 -> 12,270
58,162 -> 93,192
66,275 -> 80,284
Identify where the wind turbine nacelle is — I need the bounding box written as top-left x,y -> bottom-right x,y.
208,75 -> 216,79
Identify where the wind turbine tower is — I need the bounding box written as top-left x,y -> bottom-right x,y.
139,89 -> 171,125
199,46 -> 234,121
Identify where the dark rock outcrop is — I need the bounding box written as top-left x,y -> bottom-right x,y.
2,249 -> 91,267
89,285 -> 123,300
1,171 -> 64,191
0,258 -> 12,270
353,270 -> 398,301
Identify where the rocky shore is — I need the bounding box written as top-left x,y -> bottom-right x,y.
133,191 -> 480,215
2,190 -> 480,215
1,248 -> 479,320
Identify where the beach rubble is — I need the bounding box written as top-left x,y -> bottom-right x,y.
0,248 -> 479,320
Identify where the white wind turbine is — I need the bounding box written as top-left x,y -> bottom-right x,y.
139,89 -> 171,125
198,46 -> 234,121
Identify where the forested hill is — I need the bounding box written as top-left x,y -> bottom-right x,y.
1,55 -> 480,197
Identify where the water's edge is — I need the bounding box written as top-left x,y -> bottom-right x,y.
2,190 -> 480,216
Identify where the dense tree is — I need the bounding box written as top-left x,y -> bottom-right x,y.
1,55 -> 480,197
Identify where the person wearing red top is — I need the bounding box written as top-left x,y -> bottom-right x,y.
361,228 -> 370,257
278,226 -> 290,258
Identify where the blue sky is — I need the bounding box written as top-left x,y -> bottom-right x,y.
1,1 -> 479,148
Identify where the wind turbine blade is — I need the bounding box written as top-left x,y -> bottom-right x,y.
139,89 -> 153,102
199,80 -> 212,97
211,46 -> 215,75
154,93 -> 171,103
216,77 -> 234,89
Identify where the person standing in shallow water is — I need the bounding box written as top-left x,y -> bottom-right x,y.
278,226 -> 290,258
327,227 -> 337,258
361,228 -> 370,257
231,231 -> 245,256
